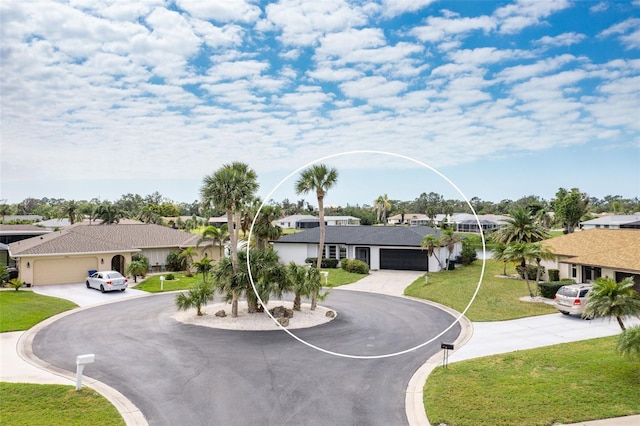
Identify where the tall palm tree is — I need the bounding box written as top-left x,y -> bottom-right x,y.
425,206 -> 437,227
197,225 -> 229,260
295,164 -> 338,310
493,206 -> 550,246
420,234 -> 443,270
178,246 -> 196,273
491,243 -> 509,276
503,242 -> 540,297
96,204 -> 123,224
583,277 -> 640,330
59,200 -> 84,225
193,256 -> 213,283
374,194 -> 391,225
440,229 -> 460,271
201,162 -> 259,317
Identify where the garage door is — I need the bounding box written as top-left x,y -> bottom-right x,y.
33,257 -> 98,285
380,249 -> 428,271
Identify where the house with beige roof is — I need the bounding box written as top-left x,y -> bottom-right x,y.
8,223 -> 215,286
541,229 -> 640,291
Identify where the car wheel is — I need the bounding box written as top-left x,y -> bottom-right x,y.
100,285 -> 105,293
120,289 -> 126,292
560,311 -> 570,315
86,281 -> 91,289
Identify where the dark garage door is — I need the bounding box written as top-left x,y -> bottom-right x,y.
380,249 -> 428,271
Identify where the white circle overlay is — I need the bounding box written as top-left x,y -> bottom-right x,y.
247,150 -> 486,359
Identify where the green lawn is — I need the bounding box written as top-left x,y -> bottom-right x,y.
321,268 -> 367,287
0,291 -> 78,332
425,336 -> 640,426
404,259 -> 557,321
132,273 -> 204,292
0,383 -> 124,426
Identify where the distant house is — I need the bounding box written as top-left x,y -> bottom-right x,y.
386,212 -> 507,232
208,215 -> 228,228
0,225 -> 52,270
580,214 -> 640,230
8,223 -> 214,286
272,226 -> 459,272
274,215 -> 361,229
541,229 -> 640,291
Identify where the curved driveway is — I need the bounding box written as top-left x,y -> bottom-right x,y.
33,290 -> 459,425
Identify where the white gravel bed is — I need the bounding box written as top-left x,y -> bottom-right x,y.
173,300 -> 336,330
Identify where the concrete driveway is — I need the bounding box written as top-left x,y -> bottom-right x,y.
32,283 -> 148,307
338,270 -> 424,296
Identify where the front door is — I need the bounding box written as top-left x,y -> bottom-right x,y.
111,255 -> 125,274
355,247 -> 370,266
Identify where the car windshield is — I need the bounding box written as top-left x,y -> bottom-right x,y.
557,287 -> 579,297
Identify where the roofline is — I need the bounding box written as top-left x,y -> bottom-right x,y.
9,249 -> 141,258
557,260 -> 640,273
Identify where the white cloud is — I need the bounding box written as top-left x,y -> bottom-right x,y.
380,0 -> 437,18
410,14 -> 496,43
600,18 -> 640,49
497,54 -> 578,83
535,32 -> 586,47
176,0 -> 262,23
207,60 -> 270,81
339,76 -> 407,99
494,0 -> 571,34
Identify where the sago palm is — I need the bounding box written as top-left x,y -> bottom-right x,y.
175,282 -> 214,316
583,277 -> 640,330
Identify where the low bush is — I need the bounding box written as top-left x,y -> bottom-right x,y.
165,273 -> 175,280
516,264 -> 545,280
305,257 -> 339,268
548,269 -> 560,282
561,278 -> 576,283
341,258 -> 369,274
459,239 -> 477,265
538,282 -> 567,299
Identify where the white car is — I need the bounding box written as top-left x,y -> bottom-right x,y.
554,283 -> 593,317
86,270 -> 128,293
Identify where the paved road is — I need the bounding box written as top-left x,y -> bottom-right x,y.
33,290 -> 459,426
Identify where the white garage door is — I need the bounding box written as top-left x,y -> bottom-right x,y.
33,257 -> 99,285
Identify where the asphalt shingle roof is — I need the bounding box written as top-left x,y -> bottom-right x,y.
542,229 -> 640,272
274,226 -> 441,247
9,223 -> 198,256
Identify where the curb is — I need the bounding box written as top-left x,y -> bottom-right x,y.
16,294 -> 152,426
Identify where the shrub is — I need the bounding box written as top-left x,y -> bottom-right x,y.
165,273 -> 175,280
548,269 -> 560,282
8,279 -> 24,291
538,282 -> 567,299
304,257 -> 339,268
342,259 -> 369,274
0,265 -> 9,285
166,251 -> 186,272
460,239 -> 477,265
516,265 -> 544,280
560,278 -> 576,283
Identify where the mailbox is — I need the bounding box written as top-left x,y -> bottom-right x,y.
76,354 -> 95,365
441,343 -> 454,350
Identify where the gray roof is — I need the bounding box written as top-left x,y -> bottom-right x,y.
0,224 -> 52,235
581,214 -> 640,226
273,226 -> 441,247
9,223 -> 199,257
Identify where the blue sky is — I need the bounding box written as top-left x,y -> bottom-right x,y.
1,0 -> 639,208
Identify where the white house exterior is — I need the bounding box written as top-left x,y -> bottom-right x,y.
580,214 -> 640,230
272,226 -> 460,272
274,215 -> 360,229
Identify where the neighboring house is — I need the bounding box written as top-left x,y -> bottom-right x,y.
274,215 -> 360,229
1,215 -> 43,223
272,226 -> 460,272
580,214 -> 640,230
386,213 -> 507,232
541,229 -> 640,291
0,224 -> 52,269
8,223 -> 214,286
208,215 -> 228,228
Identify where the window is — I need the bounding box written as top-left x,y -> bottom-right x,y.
339,245 -> 347,259
571,264 -> 577,278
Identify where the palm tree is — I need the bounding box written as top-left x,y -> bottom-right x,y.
440,229 -> 460,271
126,260 -> 147,283
175,282 -> 214,316
503,242 -> 540,297
197,225 -> 229,260
252,205 -> 283,249
583,277 -> 640,330
374,194 -> 391,225
178,246 -> 196,273
193,256 -> 213,283
201,162 -> 259,317
295,163 -> 338,310
492,206 -> 550,269
96,204 -> 123,224
617,325 -> 640,359
491,243 -> 509,276
420,234 -> 443,270
425,206 -> 437,227
59,200 -> 84,225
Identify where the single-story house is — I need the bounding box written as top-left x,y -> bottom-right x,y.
274,215 -> 361,229
580,214 -> 640,230
541,229 -> 640,292
8,222 -> 216,286
208,215 -> 228,228
387,213 -> 507,233
272,226 -> 460,272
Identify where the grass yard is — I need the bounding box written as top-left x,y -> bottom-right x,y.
425,336 -> 640,426
320,268 -> 367,287
0,291 -> 78,332
404,259 -> 557,321
132,273 -> 204,292
0,383 -> 124,426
